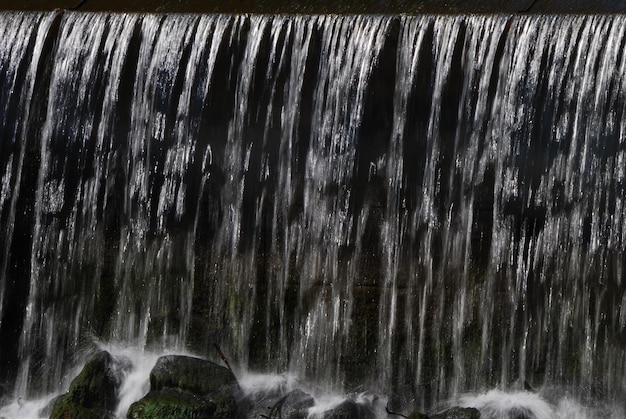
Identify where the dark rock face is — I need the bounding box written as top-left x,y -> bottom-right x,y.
126,388 -> 217,419
49,350 -> 130,419
0,383 -> 7,406
277,390 -> 316,419
431,406 -> 481,419
242,388 -> 315,419
128,355 -> 238,419
149,355 -> 237,395
320,400 -> 376,419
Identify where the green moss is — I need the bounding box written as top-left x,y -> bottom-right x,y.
67,351 -> 122,411
126,389 -> 216,419
431,407 -> 480,419
49,395 -> 107,419
150,355 -> 237,396
211,388 -> 238,418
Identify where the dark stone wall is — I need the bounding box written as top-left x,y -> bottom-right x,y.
2,0 -> 626,13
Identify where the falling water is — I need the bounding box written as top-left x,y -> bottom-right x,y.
1,10 -> 626,416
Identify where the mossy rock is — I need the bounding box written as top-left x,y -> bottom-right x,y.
243,388 -> 314,419
277,389 -> 315,419
50,350 -> 130,419
126,388 -> 217,419
49,394 -> 115,419
431,406 -> 480,419
129,355 -> 239,418
321,400 -> 375,419
150,355 -> 237,395
407,412 -> 430,419
67,350 -> 129,411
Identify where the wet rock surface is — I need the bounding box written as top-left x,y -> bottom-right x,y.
431,406 -> 481,419
49,350 -> 130,419
242,388 -> 314,419
149,355 -> 238,396
127,388 -> 218,419
42,351 -> 492,418
320,399 -> 377,419
128,355 -> 239,419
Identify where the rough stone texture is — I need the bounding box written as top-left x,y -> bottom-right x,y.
49,395 -> 116,419
431,406 -> 481,419
407,412 -> 430,419
50,350 -> 129,419
238,393 -> 282,419
278,390 -> 316,419
243,388 -> 315,419
1,0 -> 626,13
129,355 -> 238,419
0,383 -> 7,407
68,351 -> 127,411
150,355 -> 238,395
321,400 -> 376,419
126,388 -> 217,419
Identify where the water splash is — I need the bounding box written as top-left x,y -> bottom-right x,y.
459,390 -> 555,419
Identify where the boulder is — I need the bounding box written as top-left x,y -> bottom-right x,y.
244,389 -> 315,419
127,355 -> 238,419
407,412 -> 430,419
0,383 -> 7,404
431,406 -> 481,419
277,389 -> 315,419
150,355 -> 237,395
50,350 -> 130,419
321,399 -> 375,419
49,394 -> 115,419
238,392 -> 282,419
127,388 -> 216,419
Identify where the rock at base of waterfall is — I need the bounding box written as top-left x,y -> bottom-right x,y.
320,399 -> 376,419
126,387 -> 218,418
127,355 -> 239,418
150,355 -> 238,395
431,406 -> 481,419
241,388 -> 315,419
406,411 -> 430,419
49,350 -> 130,419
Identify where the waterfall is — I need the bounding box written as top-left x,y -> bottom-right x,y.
1,11 -> 626,414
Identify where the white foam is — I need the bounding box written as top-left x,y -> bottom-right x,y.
238,371 -> 299,396
109,348 -> 161,418
458,389 -> 555,419
0,396 -> 55,419
307,394 -> 347,417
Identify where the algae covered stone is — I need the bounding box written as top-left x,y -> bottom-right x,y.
50,350 -> 130,419
150,355 -> 237,394
431,406 -> 481,419
127,388 -> 216,419
128,355 -> 239,418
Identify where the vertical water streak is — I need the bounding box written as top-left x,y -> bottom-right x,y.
293,15 -> 392,388
16,13 -> 139,396
175,14 -> 234,350
208,15 -> 270,368
112,14 -> 203,350
0,12 -> 55,352
267,16 -> 315,371
484,14 -> 626,401
378,14 -> 431,395
446,15 -> 509,398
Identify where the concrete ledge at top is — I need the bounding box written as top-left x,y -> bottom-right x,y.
2,0 -> 626,14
